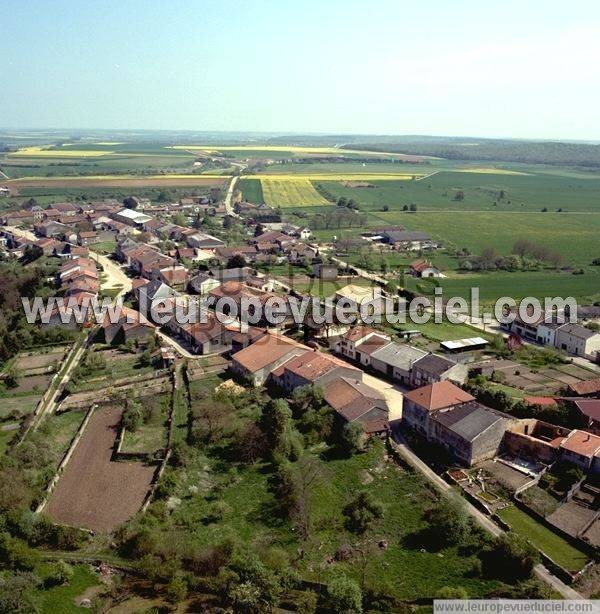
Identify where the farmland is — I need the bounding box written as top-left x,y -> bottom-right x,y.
260,176 -> 330,207
46,405 -> 156,532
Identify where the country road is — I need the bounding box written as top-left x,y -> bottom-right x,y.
224,175 -> 240,217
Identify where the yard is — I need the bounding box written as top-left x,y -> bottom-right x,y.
497,505 -> 589,573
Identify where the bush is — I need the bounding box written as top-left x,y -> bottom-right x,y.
425,497 -> 470,547
43,560 -> 73,588
166,572 -> 188,603
296,590 -> 318,614
483,534 -> 539,582
435,586 -> 468,599
343,491 -> 383,534
327,575 -> 363,613
339,422 -> 365,456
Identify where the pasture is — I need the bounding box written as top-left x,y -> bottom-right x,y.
238,177 -> 264,203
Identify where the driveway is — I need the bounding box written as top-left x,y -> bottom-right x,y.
362,372 -> 406,422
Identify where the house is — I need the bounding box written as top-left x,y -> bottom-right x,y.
33,237 -> 58,256
429,401 -> 514,466
102,306 -> 155,345
77,230 -> 99,246
135,279 -> 180,315
174,314 -> 233,355
40,292 -> 96,331
1,210 -> 35,226
370,342 -> 428,385
559,430 -> 600,473
251,230 -> 294,248
271,349 -> 362,393
503,419 -> 571,464
157,265 -> 188,290
323,377 -> 389,436
334,284 -> 399,319
567,378 -> 600,398
570,399 -> 600,435
402,381 -> 474,435
185,231 -> 225,250
313,263 -> 338,280
554,323 -> 600,360
111,208 -> 153,228
188,272 -> 222,296
335,326 -> 391,362
230,333 -> 307,386
50,202 -> 78,215
35,220 -> 69,238
409,259 -> 441,278
410,353 -> 468,388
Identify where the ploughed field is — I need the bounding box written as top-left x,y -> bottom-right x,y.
47,405 -> 156,532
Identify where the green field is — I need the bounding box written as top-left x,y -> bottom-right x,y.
497,505 -> 589,573
238,177 -> 264,203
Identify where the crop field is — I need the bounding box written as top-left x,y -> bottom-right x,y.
3,174 -> 228,191
238,177 -> 264,203
47,405 -> 156,532
260,176 -> 330,206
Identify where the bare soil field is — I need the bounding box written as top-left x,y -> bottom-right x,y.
13,349 -> 66,371
47,405 -> 156,532
10,374 -> 53,393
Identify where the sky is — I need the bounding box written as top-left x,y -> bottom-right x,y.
2,0 -> 600,140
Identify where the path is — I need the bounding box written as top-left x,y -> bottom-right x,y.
329,255 -> 387,285
362,372 -> 405,421
415,170 -> 440,181
389,430 -> 582,599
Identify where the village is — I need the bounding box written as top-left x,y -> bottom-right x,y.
2,185 -> 600,603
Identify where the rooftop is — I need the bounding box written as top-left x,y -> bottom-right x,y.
404,381 -> 474,411
560,430 -> 600,458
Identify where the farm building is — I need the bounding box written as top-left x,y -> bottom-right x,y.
409,259 -> 441,278
111,208 -> 153,228
410,353 -> 468,388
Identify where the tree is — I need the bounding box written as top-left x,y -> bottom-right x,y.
122,196 -> 138,209
409,203 -> 417,212
484,534 -> 539,582
260,398 -> 293,455
327,575 -> 362,613
296,590 -> 318,614
293,456 -> 324,540
425,497 -> 470,547
343,491 -> 383,534
227,254 -> 246,269
453,190 -> 465,201
337,197 -> 348,208
339,422 -> 365,456
122,401 -> 143,432
0,571 -> 40,613
43,560 -> 73,588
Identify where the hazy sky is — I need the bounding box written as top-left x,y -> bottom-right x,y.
2,0 -> 600,139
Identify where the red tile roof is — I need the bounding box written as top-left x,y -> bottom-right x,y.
404,381 -> 474,412
560,430 -> 600,458
232,333 -> 305,373
569,378 -> 600,396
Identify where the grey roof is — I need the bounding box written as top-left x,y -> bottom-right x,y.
384,230 -> 431,242
209,267 -> 250,281
140,279 -> 180,302
434,401 -> 506,442
413,353 -> 456,375
557,323 -> 597,340
370,342 -> 427,370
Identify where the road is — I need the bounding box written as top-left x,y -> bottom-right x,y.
389,429 -> 582,599
90,251 -> 132,298
2,225 -> 37,242
224,175 -> 240,217
329,255 -> 387,285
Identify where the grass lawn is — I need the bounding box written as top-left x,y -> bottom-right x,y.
91,240 -> 117,254
0,394 -> 41,418
33,563 -> 101,613
171,388 -> 189,445
392,317 -> 494,343
290,277 -> 372,298
497,505 -> 589,573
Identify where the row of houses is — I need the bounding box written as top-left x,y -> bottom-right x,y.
230,333 -> 389,435
504,312 -> 600,361
335,326 -> 468,387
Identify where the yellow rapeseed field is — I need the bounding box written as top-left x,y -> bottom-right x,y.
453,168 -> 530,176
10,146 -> 114,157
260,177 -> 329,207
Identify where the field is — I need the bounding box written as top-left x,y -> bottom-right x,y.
260,176 -> 330,207
238,177 -> 264,203
46,405 -> 156,532
497,505 -> 589,573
